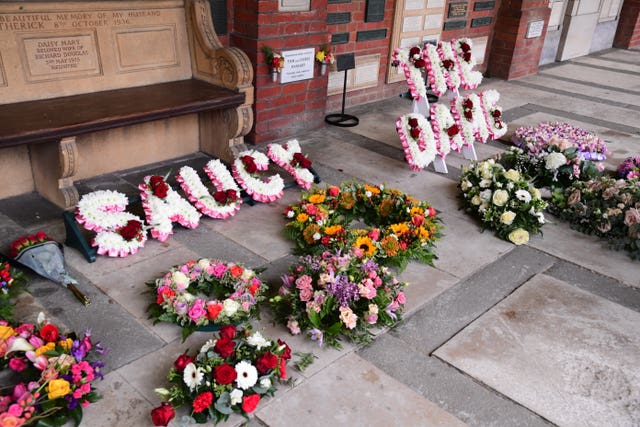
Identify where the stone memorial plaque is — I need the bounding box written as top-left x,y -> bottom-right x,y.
280,47 -> 314,83
327,12 -> 351,24
354,56 -> 379,87
474,1 -> 495,10
424,14 -> 443,30
400,37 -> 420,48
471,16 -> 492,27
20,33 -> 101,81
526,20 -> 545,38
443,20 -> 466,30
356,29 -> 387,41
448,2 -> 468,18
331,32 -> 349,44
365,0 -> 386,22
279,0 -> 311,12
403,16 -> 423,33
405,0 -> 425,9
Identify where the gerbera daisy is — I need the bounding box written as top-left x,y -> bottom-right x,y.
183,363 -> 204,391
235,361 -> 258,390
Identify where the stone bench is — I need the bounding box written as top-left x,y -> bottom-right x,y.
0,0 -> 254,209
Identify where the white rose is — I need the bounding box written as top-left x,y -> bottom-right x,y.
260,378 -> 271,388
492,190 -> 509,207
198,259 -> 210,270
500,211 -> 516,225
222,299 -> 240,316
471,195 -> 481,205
241,269 -> 254,281
479,179 -> 492,188
172,271 -> 190,290
503,169 -> 520,181
545,152 -> 567,170
460,180 -> 472,191
230,388 -> 243,405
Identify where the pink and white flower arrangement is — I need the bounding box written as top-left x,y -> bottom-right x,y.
430,103 -> 462,157
396,113 -> 437,170
451,38 -> 483,89
177,162 -> 242,220
267,139 -> 315,190
232,150 -> 284,203
392,46 -> 428,101
147,259 -> 267,340
424,44 -> 449,97
270,250 -> 408,348
479,90 -> 508,140
450,95 -> 477,148
438,41 -> 461,92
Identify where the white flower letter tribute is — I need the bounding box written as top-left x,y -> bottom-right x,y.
480,90 -> 508,140
267,139 -> 315,190
177,163 -> 242,220
396,113 -> 438,170
452,38 -> 483,90
232,150 -> 284,203
430,103 -> 463,157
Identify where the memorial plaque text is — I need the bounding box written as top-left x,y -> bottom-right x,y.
474,1 -> 495,10
22,34 -> 100,79
365,0 -> 386,22
471,17 -> 492,27
443,20 -> 466,30
448,2 -> 468,18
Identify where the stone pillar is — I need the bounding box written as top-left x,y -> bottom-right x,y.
614,0 -> 640,48
230,0 -> 329,144
487,0 -> 551,79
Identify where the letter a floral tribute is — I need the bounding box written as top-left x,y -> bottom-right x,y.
151,324 -> 292,426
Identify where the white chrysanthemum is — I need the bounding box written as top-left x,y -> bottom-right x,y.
247,331 -> 271,349
479,179 -> 492,188
230,388 -> 243,405
199,339 -> 216,355
480,189 -> 493,202
235,361 -> 258,390
545,152 -> 567,170
183,363 -> 204,391
515,190 -> 532,203
222,299 -> 240,316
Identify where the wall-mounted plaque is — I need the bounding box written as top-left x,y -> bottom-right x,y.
443,20 -> 466,30
526,20 -> 545,38
365,0 -> 386,22
280,47 -> 314,83
328,0 -> 351,3
447,2 -> 468,18
331,32 -> 349,44
327,12 -> 351,24
471,17 -> 492,27
336,52 -> 355,72
356,29 -> 387,41
473,1 -> 495,10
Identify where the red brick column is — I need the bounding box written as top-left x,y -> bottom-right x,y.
230,0 -> 329,144
486,0 -> 550,79
614,0 -> 640,49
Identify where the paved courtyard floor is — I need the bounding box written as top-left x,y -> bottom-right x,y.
1,48 -> 639,426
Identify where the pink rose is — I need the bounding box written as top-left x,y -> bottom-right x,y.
368,228 -> 381,241
328,186 -> 340,197
624,208 -> 640,227
396,291 -> 406,305
188,300 -> 207,322
212,263 -> 227,278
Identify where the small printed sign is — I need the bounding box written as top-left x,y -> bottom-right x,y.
448,2 -> 468,18
280,47 -> 315,83
526,20 -> 545,38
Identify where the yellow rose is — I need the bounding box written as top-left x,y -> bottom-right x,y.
47,378 -> 71,400
508,228 -> 529,245
0,325 -> 15,341
492,190 -> 509,207
500,211 -> 516,225
503,169 -> 520,181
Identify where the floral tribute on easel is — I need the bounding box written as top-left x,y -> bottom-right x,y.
391,45 -> 428,100
0,313 -> 106,427
396,113 -> 437,171
146,259 -> 267,340
150,325 -> 292,426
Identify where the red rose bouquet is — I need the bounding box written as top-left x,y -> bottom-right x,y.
151,325 -> 292,425
262,46 -> 285,73
0,314 -> 105,426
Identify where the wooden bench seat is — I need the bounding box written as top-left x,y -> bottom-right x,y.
0,79 -> 245,148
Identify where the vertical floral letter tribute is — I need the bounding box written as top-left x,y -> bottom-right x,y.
394,38 -> 507,171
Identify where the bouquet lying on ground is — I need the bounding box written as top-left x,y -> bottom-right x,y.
459,158 -> 548,245
550,176 -> 640,259
270,250 -> 407,348
0,314 -> 105,426
151,324 -> 291,426
0,260 -> 27,322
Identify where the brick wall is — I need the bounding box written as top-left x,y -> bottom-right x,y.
614,0 -> 640,48
486,0 -> 550,79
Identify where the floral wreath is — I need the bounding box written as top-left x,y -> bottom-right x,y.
177,160 -> 242,220
392,46 -> 427,101
232,150 -> 284,203
267,140 -> 315,190
396,113 -> 437,171
147,259 -> 267,340
283,181 -> 442,271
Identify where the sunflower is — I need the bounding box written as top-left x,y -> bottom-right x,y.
390,223 -> 409,236
354,236 -> 376,257
379,199 -> 395,217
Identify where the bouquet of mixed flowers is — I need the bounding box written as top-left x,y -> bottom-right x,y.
550,176 -> 640,259
0,260 -> 27,322
459,158 -> 548,245
283,181 -> 443,271
617,157 -> 640,180
270,250 -> 407,348
262,46 -> 285,73
315,46 -> 335,65
151,324 -> 291,426
147,259 -> 267,340
498,145 -> 603,189
0,313 -> 105,426
9,233 -> 90,305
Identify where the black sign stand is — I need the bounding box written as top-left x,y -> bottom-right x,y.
325,53 -> 359,127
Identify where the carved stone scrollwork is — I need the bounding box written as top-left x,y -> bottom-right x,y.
58,137 -> 79,207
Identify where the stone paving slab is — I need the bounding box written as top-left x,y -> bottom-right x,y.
540,63 -> 640,92
570,56 -> 640,73
255,352 -> 467,427
434,273 -> 640,427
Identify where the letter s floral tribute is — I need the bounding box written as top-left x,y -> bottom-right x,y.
147,259 -> 267,340
0,313 -> 105,426
150,325 -> 292,426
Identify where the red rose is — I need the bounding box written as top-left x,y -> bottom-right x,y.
192,391 -> 213,413
328,186 -> 340,197
40,324 -> 59,343
463,99 -> 473,109
226,189 -> 238,201
214,337 -> 236,358
411,214 -> 425,227
119,220 -> 142,241
151,402 -> 175,427
447,125 -> 459,137
219,324 -> 237,340
321,235 -> 331,246
463,52 -> 472,62
156,287 -> 175,305
279,357 -> 287,379
229,265 -> 243,278
149,175 -> 163,186
407,118 -> 419,128
460,42 -> 471,53
300,157 -> 312,169
174,353 -> 193,372
242,156 -> 258,173
214,363 -> 237,385
277,339 -> 291,360
255,351 -> 279,375
207,303 -> 223,320
464,110 -> 473,120
410,127 -> 421,139
241,394 -> 261,413
150,176 -> 169,198
492,109 -> 502,118
413,59 -> 426,68
213,191 -> 228,203
442,59 -> 453,70
409,46 -> 421,57
35,231 -> 49,242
